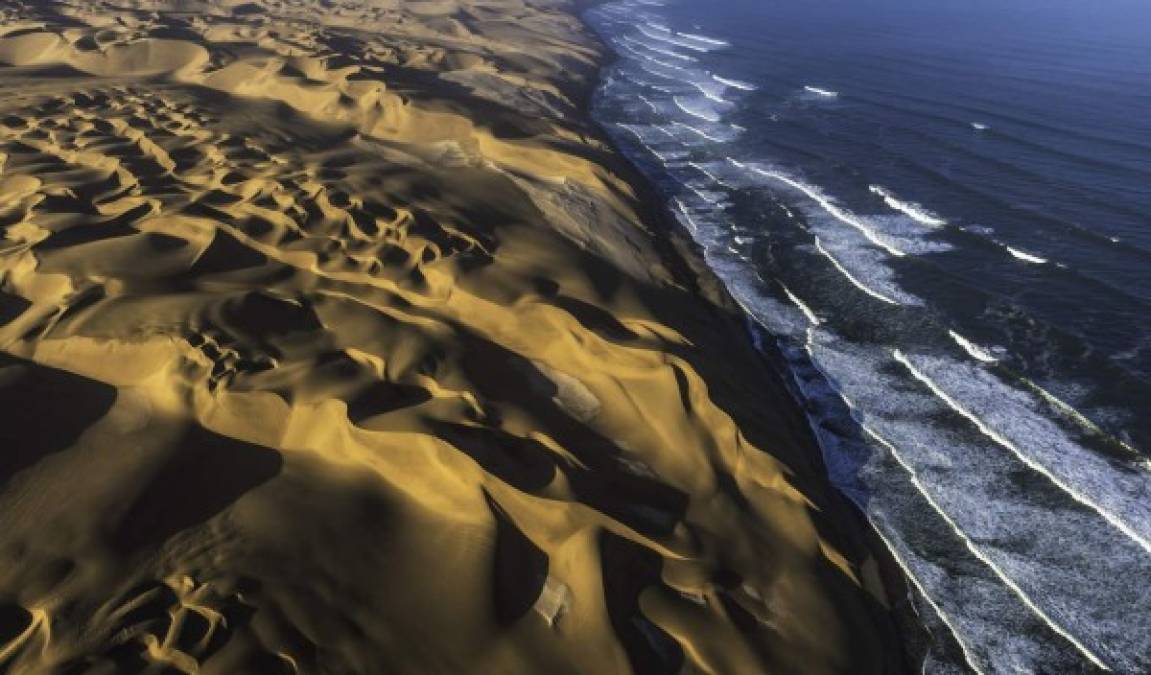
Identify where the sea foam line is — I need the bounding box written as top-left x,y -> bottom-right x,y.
1018,378 -> 1148,467
672,197 -> 700,233
672,96 -> 721,122
635,24 -> 711,52
799,334 -> 1092,671
865,515 -> 989,675
713,74 -> 757,91
894,350 -> 1151,557
1006,246 -> 1048,264
804,85 -> 839,97
726,158 -> 907,257
687,160 -> 723,183
814,238 -> 900,305
623,35 -> 697,62
862,425 -> 1110,672
948,330 -> 999,363
780,283 -> 821,325
693,83 -> 731,103
869,185 -> 947,227
678,31 -> 729,47
673,121 -> 730,143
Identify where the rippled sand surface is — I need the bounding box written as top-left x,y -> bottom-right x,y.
0,1 -> 903,672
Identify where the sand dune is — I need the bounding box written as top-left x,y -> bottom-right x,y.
0,1 -> 906,673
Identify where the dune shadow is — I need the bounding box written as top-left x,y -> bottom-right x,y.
0,290 -> 31,326
485,491 -> 549,625
0,353 -> 117,487
432,422 -> 556,493
458,334 -> 689,537
0,601 -> 33,648
110,424 -> 282,551
600,531 -> 684,675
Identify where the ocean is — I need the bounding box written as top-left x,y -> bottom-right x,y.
582,0 -> 1151,672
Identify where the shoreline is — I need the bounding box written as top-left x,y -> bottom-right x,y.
0,0 -> 910,671
565,0 -> 930,666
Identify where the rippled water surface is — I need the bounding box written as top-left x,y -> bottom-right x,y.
585,0 -> 1151,671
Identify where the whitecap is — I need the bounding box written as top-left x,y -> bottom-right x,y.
895,350 -> 1151,556
635,24 -> 713,52
869,185 -> 947,227
780,283 -> 821,325
672,121 -> 737,143
804,85 -> 839,97
726,158 -> 907,257
1006,246 -> 1048,264
673,96 -> 722,123
948,330 -> 1000,363
678,31 -> 730,47
623,35 -> 698,62
713,74 -> 757,91
814,238 -> 901,305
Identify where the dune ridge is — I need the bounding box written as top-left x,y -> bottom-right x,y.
0,1 -> 906,673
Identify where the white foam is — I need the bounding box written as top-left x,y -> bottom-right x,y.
692,80 -> 731,103
624,35 -> 698,62
672,95 -> 722,123
1021,379 -> 1148,466
635,24 -> 712,52
814,238 -> 901,305
799,329 -> 1151,672
633,50 -> 692,73
671,197 -> 699,233
687,160 -> 723,183
684,183 -> 722,204
636,61 -> 685,83
677,31 -> 729,47
726,158 -> 907,257
713,74 -> 757,91
863,424 -> 1111,672
865,516 -> 990,675
948,330 -> 1000,363
869,185 -> 947,227
780,283 -> 821,325
804,85 -> 839,97
672,121 -> 732,143
1006,246 -> 1048,264
895,350 -> 1151,556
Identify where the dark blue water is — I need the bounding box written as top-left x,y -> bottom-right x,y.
584,0 -> 1151,672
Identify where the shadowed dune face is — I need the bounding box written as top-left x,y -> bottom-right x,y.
0,0 -> 905,673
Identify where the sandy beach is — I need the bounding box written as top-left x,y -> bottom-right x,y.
0,0 -> 906,672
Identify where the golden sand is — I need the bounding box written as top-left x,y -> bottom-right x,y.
0,1 -> 904,672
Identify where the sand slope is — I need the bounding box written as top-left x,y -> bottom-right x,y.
0,1 -> 905,673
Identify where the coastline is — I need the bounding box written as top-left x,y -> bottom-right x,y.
564,0 -> 928,668
1,0 -> 907,671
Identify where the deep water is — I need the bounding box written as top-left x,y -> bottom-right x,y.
584,0 -> 1151,672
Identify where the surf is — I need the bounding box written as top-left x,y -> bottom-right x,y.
868,185 -> 947,227
727,158 -> 907,257
803,85 -> 838,97
712,74 -> 757,91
